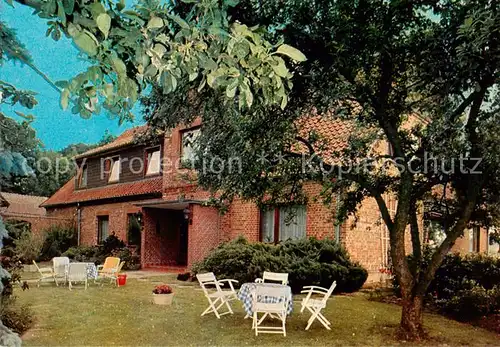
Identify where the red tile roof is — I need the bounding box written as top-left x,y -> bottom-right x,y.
295,115 -> 353,160
0,192 -> 48,217
40,177 -> 163,207
74,125 -> 149,159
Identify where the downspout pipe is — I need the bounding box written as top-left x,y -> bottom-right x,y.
335,192 -> 341,243
77,203 -> 81,246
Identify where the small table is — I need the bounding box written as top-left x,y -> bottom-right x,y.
65,263 -> 98,280
237,282 -> 293,316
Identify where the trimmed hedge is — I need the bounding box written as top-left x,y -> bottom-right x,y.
192,237 -> 368,294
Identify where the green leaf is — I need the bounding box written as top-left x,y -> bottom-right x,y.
97,13 -> 111,38
55,80 -> 69,89
147,16 -> 164,30
111,57 -> 127,76
60,89 -> 70,110
224,0 -> 239,7
271,58 -> 288,78
62,0 -> 75,14
57,0 -> 66,26
226,79 -> 238,98
168,14 -> 190,29
73,32 -> 98,56
276,44 -> 307,62
280,94 -> 288,110
89,2 -> 106,18
181,0 -> 198,3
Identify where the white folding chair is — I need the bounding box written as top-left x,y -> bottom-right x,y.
32,260 -> 55,287
252,285 -> 289,337
300,281 -> 337,330
196,272 -> 238,319
52,257 -> 69,286
255,271 -> 289,285
68,263 -> 88,290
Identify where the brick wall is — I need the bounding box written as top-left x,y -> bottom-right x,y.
188,204 -> 221,267
303,183 -> 337,239
1,214 -> 74,235
76,201 -> 141,245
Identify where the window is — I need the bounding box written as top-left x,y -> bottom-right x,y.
127,213 -> 141,246
469,226 -> 481,252
79,164 -> 87,188
145,147 -> 161,176
181,128 -> 201,165
260,205 -> 306,243
107,156 -> 120,183
97,216 -> 109,243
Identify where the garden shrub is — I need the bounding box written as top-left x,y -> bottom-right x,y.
0,255 -> 34,335
39,225 -> 77,260
192,237 -> 368,294
393,250 -> 500,320
13,231 -> 44,263
0,297 -> 34,335
62,234 -> 140,270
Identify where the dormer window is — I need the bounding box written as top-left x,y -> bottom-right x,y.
181,127 -> 201,165
79,164 -> 88,188
106,156 -> 120,183
145,147 -> 161,176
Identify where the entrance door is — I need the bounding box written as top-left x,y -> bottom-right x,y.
178,214 -> 188,265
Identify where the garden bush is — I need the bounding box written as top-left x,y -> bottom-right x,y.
13,231 -> 44,263
0,255 -> 34,335
393,250 -> 500,320
62,234 -> 140,270
192,237 -> 368,294
39,225 -> 77,260
0,297 -> 34,335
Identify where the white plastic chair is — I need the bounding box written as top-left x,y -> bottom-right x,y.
68,263 -> 88,290
252,285 -> 289,336
32,260 -> 55,287
255,271 -> 289,285
196,272 -> 238,319
52,257 -> 69,286
300,281 -> 337,330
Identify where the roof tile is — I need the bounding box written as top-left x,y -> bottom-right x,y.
0,193 -> 48,217
41,177 -> 163,207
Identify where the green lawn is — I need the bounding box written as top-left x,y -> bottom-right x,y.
16,273 -> 499,346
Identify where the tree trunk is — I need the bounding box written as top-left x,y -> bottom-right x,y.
399,294 -> 426,340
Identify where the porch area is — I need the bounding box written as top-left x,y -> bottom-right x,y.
137,200 -> 223,269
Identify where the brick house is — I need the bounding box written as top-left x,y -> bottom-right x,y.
0,192 -> 72,234
41,119 -> 498,281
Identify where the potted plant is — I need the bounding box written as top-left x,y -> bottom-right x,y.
152,284 -> 174,305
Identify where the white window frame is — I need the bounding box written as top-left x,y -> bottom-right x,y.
108,157 -> 120,183
146,147 -> 161,176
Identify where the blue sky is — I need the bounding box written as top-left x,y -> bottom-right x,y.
0,2 -> 144,150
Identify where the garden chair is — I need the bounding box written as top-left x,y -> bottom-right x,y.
300,281 -> 337,330
255,271 -> 289,285
252,285 -> 289,336
68,263 -> 88,290
97,256 -> 120,279
52,256 -> 69,286
107,261 -> 125,287
196,272 -> 238,319
32,260 -> 55,287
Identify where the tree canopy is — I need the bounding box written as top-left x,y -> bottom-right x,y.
142,0 -> 500,339
10,0 -> 305,122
